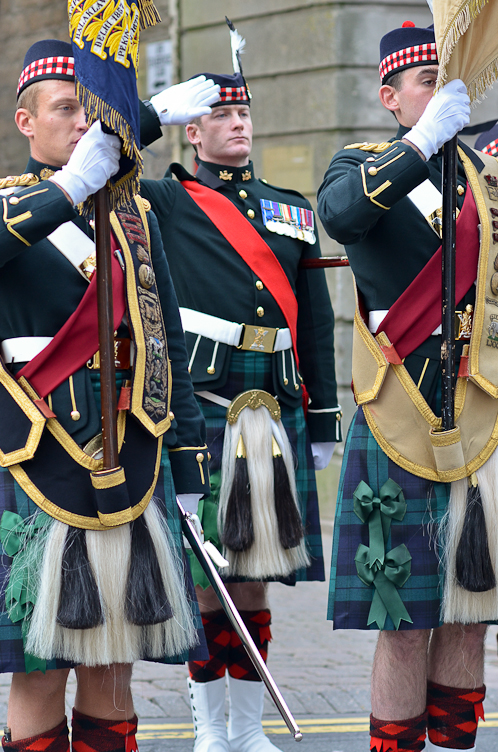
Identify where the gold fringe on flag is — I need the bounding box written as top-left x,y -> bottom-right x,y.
434,0 -> 498,103
76,82 -> 143,215
137,0 -> 161,29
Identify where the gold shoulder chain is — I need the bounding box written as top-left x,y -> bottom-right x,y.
0,173 -> 40,190
344,141 -> 399,153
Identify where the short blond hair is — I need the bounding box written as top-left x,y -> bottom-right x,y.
16,81 -> 43,116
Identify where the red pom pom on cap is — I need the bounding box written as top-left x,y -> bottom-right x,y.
402,20 -> 416,27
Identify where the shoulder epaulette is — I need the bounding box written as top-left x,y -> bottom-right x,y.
344,141 -> 399,153
0,173 -> 39,190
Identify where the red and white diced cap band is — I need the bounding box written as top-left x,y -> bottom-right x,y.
379,43 -> 438,82
17,56 -> 75,96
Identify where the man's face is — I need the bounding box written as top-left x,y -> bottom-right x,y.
187,105 -> 253,167
381,65 -> 439,128
16,79 -> 88,167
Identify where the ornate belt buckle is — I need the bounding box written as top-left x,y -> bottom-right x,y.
455,304 -> 473,341
79,253 -> 96,281
240,325 -> 278,353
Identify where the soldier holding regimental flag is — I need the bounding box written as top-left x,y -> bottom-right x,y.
0,1 -> 218,748
318,2 -> 498,749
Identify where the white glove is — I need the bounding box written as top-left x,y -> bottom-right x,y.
150,75 -> 221,126
182,512 -> 204,551
404,79 -> 470,161
311,442 -> 336,471
177,493 -> 203,515
50,120 -> 121,205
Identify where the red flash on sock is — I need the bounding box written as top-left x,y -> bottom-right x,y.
371,737 -> 398,752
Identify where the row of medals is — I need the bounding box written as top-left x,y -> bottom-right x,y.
264,219 -> 316,244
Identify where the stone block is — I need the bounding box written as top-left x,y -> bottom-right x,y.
182,0 -> 431,31
153,690 -> 195,717
132,695 -> 168,718
333,321 -> 354,385
319,687 -> 364,713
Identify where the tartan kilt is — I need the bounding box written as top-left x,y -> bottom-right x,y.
188,350 -> 324,588
0,431 -> 207,674
328,407 -> 450,631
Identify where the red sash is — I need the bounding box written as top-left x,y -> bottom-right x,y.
18,232 -> 126,398
377,185 -> 479,360
181,179 -> 300,367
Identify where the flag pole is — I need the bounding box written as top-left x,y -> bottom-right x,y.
94,186 -> 119,469
441,134 -> 458,431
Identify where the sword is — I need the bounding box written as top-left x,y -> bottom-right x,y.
177,498 -> 303,742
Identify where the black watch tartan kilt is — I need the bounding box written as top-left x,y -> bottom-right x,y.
328,406 -> 452,631
188,350 -> 325,589
0,374 -> 208,674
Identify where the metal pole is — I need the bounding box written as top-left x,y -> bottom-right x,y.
441,135 -> 458,431
177,499 -> 303,742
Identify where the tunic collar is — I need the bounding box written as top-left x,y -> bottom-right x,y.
24,156 -> 61,181
195,158 -> 256,189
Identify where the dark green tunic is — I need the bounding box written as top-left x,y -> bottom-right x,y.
140,159 -> 340,442
0,157 -> 209,490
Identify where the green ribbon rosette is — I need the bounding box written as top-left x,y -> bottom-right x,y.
186,470 -> 222,590
0,510 -> 52,673
355,543 -> 413,630
353,479 -> 406,569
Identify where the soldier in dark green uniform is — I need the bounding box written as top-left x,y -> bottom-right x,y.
138,24 -> 341,752
0,39 -> 213,752
317,21 -> 495,752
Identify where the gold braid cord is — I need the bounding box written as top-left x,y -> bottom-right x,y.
0,174 -> 39,190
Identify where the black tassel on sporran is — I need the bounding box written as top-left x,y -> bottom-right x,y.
220,433 -> 254,552
57,527 -> 104,629
125,513 -> 174,625
272,438 -> 303,549
456,474 -> 496,593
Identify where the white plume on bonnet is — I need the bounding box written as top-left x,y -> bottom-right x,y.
226,16 -> 246,74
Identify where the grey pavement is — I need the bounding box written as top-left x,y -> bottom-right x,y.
0,464 -> 497,749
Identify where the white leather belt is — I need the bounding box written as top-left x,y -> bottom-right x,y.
47,222 -> 96,281
179,308 -> 292,353
1,336 -> 53,363
368,310 -> 441,337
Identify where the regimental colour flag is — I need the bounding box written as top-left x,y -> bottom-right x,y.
68,0 -> 161,210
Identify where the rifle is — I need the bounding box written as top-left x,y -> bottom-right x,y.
177,498 -> 303,743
